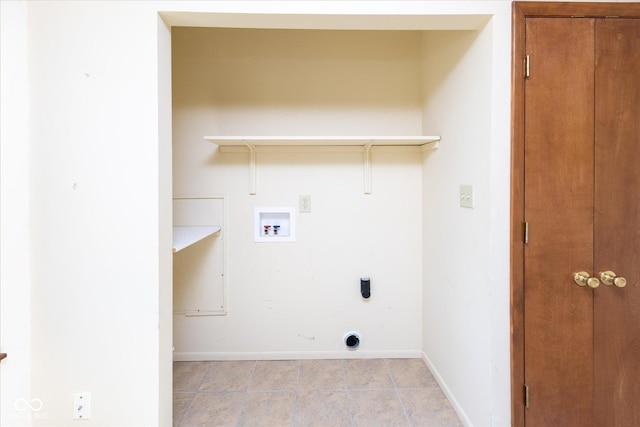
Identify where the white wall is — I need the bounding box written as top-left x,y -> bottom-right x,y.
421,16 -> 511,427
173,148 -> 425,359
24,2 -> 172,425
172,29 -> 425,358
157,13 -> 174,426
1,2 -> 32,426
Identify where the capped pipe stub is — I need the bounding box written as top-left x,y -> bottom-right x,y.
344,331 -> 361,350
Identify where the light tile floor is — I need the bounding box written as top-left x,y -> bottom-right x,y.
173,358 -> 462,427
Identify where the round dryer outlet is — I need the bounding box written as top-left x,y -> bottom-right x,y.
344,331 -> 361,350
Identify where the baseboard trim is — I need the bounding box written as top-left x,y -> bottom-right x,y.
422,351 -> 473,427
173,349 -> 423,362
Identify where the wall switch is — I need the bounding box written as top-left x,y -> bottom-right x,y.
299,195 -> 311,213
460,185 -> 474,208
73,393 -> 91,420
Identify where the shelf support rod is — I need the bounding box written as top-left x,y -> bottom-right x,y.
364,141 -> 374,194
243,141 -> 257,195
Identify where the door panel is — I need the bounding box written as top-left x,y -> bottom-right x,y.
523,18 -> 595,427
594,18 -> 640,426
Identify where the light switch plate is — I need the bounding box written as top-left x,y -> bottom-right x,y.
460,185 -> 474,208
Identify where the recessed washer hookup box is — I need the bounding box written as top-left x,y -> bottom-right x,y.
255,207 -> 296,242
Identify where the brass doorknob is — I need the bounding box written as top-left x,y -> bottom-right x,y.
599,271 -> 627,288
574,271 -> 600,288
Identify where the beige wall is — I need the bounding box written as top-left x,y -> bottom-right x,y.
172,28 -> 425,359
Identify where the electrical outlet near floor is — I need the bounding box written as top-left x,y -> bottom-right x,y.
299,195 -> 311,213
460,185 -> 474,208
73,392 -> 91,420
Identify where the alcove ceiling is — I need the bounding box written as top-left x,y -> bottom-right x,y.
160,11 -> 491,31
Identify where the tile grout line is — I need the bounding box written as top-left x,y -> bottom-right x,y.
176,361 -> 215,427
197,361 -> 215,391
343,359 -> 355,427
234,360 -> 257,427
175,392 -> 197,427
384,359 -> 413,427
292,360 -> 302,426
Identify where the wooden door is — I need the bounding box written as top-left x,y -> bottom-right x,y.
593,18 -> 640,426
523,17 -> 596,427
514,5 -> 640,426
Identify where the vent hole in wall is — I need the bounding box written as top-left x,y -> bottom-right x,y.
345,333 -> 360,349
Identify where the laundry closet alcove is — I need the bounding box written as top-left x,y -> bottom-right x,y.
171,24 -> 491,362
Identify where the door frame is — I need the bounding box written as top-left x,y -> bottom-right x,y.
510,3 -> 640,426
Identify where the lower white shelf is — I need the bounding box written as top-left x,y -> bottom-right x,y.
172,226 -> 221,253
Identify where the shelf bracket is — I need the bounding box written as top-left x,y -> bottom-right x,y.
363,141 -> 374,194
206,136 -> 441,195
243,141 -> 257,195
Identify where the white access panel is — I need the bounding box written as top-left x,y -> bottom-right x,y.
173,197 -> 227,316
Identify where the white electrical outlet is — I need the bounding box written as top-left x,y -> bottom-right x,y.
73,393 -> 91,420
299,195 -> 311,213
460,185 -> 474,208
